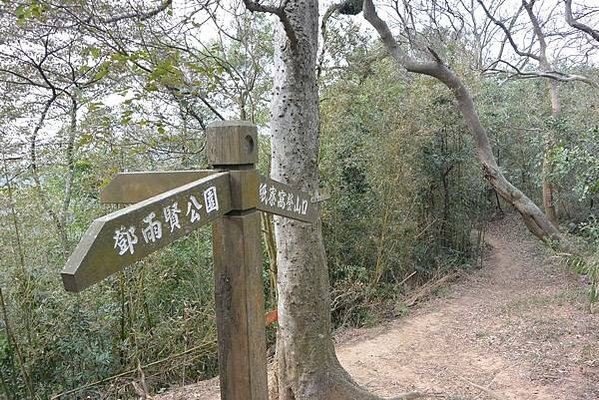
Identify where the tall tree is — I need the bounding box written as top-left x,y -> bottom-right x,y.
243,1 -> 416,399
522,0 -> 561,227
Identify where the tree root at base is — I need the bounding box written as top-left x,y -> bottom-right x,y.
320,363 -> 440,400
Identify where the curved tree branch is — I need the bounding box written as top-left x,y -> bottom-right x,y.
475,0 -> 539,61
29,95 -> 70,254
486,59 -> 599,87
242,0 -> 298,51
362,0 -> 565,246
564,0 -> 599,42
316,3 -> 342,80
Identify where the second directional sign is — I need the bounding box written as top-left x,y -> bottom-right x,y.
257,176 -> 316,223
61,173 -> 231,292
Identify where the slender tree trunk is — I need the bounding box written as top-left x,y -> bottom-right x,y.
59,94 -> 78,245
523,0 -> 560,228
261,213 -> 278,302
542,79 -> 560,227
0,288 -> 34,399
29,96 -> 70,256
2,156 -> 35,349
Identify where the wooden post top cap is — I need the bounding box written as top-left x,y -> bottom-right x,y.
206,120 -> 258,166
207,120 -> 256,129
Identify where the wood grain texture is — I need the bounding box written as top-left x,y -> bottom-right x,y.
207,120 -> 268,400
101,171 -> 317,223
212,213 -> 267,400
207,120 -> 257,166
258,176 -> 318,223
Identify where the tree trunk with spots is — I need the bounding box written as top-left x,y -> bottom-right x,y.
265,1 -> 419,399
269,1 -> 328,397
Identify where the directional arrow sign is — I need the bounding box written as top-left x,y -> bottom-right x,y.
101,171 -> 318,223
257,177 -> 317,223
61,172 -> 231,293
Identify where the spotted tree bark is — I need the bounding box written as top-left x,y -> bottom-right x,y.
269,2 -> 332,397
245,1 -> 421,399
361,0 -> 564,246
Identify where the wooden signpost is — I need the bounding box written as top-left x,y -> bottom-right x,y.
61,120 -> 318,400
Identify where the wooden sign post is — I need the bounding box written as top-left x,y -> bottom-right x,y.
60,120 -> 318,400
207,121 -> 267,400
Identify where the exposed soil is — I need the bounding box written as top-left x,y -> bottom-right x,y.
155,216 -> 599,400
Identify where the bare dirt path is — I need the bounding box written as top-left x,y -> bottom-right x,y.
337,216 -> 598,399
157,216 -> 598,399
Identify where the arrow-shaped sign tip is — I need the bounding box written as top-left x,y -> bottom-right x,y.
61,271 -> 81,293
60,219 -> 107,293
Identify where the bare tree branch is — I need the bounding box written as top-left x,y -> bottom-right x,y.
486,61 -> 599,87
564,0 -> 599,42
476,0 -> 539,61
99,0 -> 173,24
242,0 -> 298,50
479,1 -> 598,87
317,3 -> 342,80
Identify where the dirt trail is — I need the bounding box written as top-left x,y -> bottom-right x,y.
338,216 -> 598,399
157,216 -> 598,400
